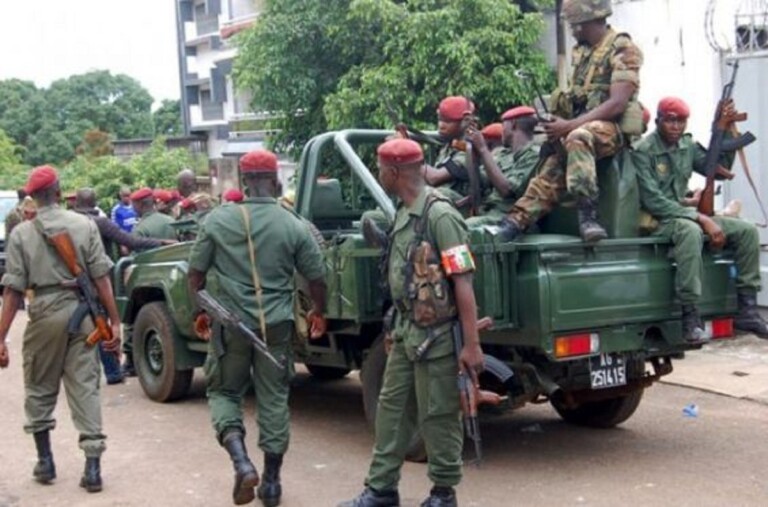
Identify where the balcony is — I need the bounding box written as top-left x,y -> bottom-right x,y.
196,13 -> 219,36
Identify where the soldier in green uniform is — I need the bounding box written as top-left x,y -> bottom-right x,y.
634,96 -> 768,343
0,165 -> 121,493
339,139 -> 484,507
188,149 -> 327,507
499,0 -> 644,242
3,189 -> 26,239
466,106 -> 541,227
424,96 -> 481,214
131,187 -> 177,244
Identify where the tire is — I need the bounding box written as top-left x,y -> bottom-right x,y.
305,364 -> 351,380
133,302 -> 193,402
551,388 -> 644,428
360,334 -> 427,462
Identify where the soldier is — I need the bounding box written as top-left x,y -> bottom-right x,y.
634,96 -> 768,342
466,106 -> 541,227
154,189 -> 175,215
0,165 -> 121,493
188,149 -> 327,506
131,187 -> 177,243
339,139 -> 484,507
480,123 -> 504,151
222,188 -> 245,204
498,0 -> 644,242
424,96 -> 481,213
4,189 -> 27,239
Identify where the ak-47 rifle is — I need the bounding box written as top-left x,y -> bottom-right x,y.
196,289 -> 284,369
697,60 -> 756,217
385,104 -> 442,146
452,321 -> 503,465
45,230 -> 113,346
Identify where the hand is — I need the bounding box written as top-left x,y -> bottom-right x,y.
459,342 -> 485,387
194,312 -> 212,341
102,323 -> 122,354
464,127 -> 488,152
682,188 -> 703,207
541,116 -> 573,141
0,342 -> 9,369
383,332 -> 394,355
698,214 -> 725,249
160,239 -> 178,245
715,165 -> 735,180
307,310 -> 327,339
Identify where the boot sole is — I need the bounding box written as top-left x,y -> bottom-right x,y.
33,474 -> 55,485
79,478 -> 103,493
233,472 -> 260,505
257,487 -> 281,507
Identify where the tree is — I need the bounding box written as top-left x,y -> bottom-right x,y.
234,0 -> 554,151
153,99 -> 184,137
0,129 -> 28,190
76,129 -> 114,158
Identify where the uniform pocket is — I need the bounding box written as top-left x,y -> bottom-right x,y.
427,356 -> 461,417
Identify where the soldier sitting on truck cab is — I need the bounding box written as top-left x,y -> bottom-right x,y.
498,0 -> 644,243
634,96 -> 768,343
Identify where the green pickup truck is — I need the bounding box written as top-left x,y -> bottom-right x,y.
114,129 -> 738,432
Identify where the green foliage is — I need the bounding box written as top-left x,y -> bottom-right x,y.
153,99 -> 184,136
0,129 -> 28,190
234,0 -> 554,152
0,71 -> 155,167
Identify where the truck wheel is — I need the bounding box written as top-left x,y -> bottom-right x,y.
305,364 -> 351,380
551,388 -> 644,428
133,302 -> 193,402
360,334 -> 427,463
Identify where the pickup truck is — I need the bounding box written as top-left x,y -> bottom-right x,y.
114,129 -> 737,435
0,190 -> 20,282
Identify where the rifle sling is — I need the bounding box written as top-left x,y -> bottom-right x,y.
239,205 -> 269,344
730,125 -> 768,228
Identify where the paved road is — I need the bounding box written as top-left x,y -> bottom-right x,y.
1,314 -> 767,507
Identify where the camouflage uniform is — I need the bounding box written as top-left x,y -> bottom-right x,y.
434,143 -> 470,205
634,130 -> 759,303
468,143 -> 540,226
508,28 -> 643,228
132,210 -> 177,243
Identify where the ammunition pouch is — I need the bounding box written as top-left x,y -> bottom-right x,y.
619,101 -> 644,137
407,240 -> 457,328
550,87 -> 574,119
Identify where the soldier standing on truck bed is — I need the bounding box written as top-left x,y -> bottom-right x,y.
634,97 -> 768,343
187,149 -> 328,507
498,0 -> 644,243
0,165 -> 122,493
339,139 -> 484,507
466,106 -> 541,227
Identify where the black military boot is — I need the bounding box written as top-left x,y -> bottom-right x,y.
222,430 -> 260,505
32,431 -> 56,484
336,487 -> 400,507
734,289 -> 768,338
121,355 -> 137,377
257,453 -> 283,507
420,486 -> 457,507
497,216 -> 524,242
79,457 -> 102,493
682,304 -> 711,344
577,198 -> 608,243
361,217 -> 388,249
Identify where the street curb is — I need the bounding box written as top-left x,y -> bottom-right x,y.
658,378 -> 768,406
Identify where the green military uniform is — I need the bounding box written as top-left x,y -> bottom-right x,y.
132,210 -> 177,242
634,130 -> 760,303
510,28 -> 644,227
188,197 -> 325,452
365,186 -> 470,491
4,204 -> 23,239
468,143 -> 540,226
0,205 -> 113,457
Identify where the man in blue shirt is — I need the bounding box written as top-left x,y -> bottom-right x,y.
111,186 -> 137,233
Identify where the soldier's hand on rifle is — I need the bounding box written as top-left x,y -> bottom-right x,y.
0,342 -> 9,369
715,165 -> 735,180
682,188 -> 703,207
717,98 -> 742,129
542,115 -> 573,142
307,310 -> 327,339
194,311 -> 212,341
698,214 -> 726,249
465,127 -> 488,153
102,322 -> 122,354
459,342 -> 485,387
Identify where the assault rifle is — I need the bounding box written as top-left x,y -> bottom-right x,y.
697,60 -> 756,216
196,290 -> 284,369
45,230 -> 113,346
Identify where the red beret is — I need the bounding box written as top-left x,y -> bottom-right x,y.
170,189 -> 181,201
657,97 -> 690,119
240,150 -> 278,173
222,188 -> 244,203
180,198 -> 195,210
642,106 -> 651,125
153,189 -> 174,204
377,139 -> 424,166
438,96 -> 475,121
481,123 -> 503,141
131,187 -> 153,201
501,106 -> 536,121
24,165 -> 59,194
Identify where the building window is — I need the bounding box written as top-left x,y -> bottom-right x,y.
200,89 -> 224,121
195,2 -> 219,36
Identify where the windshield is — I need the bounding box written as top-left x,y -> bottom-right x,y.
0,197 -> 17,241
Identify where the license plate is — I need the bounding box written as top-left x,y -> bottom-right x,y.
589,353 -> 627,389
